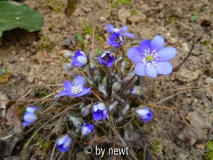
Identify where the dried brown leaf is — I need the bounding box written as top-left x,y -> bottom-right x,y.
6,105 -> 22,133
88,134 -> 111,147
65,0 -> 78,18
124,124 -> 146,149
177,112 -> 208,145
0,73 -> 11,84
0,92 -> 9,109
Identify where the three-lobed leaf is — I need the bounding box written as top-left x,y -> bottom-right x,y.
0,1 -> 44,37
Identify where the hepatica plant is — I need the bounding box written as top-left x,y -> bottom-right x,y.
22,24 -> 178,156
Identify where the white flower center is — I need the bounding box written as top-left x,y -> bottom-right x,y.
113,28 -> 120,33
141,49 -> 159,67
71,85 -> 83,94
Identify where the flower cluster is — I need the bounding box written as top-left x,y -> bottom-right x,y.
22,23 -> 178,154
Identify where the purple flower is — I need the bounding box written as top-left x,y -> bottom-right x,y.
92,103 -> 108,121
72,50 -> 88,67
105,24 -> 135,48
127,35 -> 177,78
59,76 -> 91,97
56,135 -> 72,152
22,106 -> 38,126
81,123 -> 95,136
136,107 -> 153,122
98,51 -> 115,67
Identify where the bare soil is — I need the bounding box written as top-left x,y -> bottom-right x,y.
0,0 -> 213,159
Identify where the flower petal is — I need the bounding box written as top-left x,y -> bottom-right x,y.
63,137 -> 72,150
93,111 -> 102,121
98,103 -> 105,110
105,24 -> 115,33
134,63 -> 145,76
123,32 -> 135,38
82,126 -> 90,136
93,105 -> 98,112
63,81 -> 73,91
59,90 -> 73,97
74,76 -> 84,86
145,65 -> 157,78
151,35 -> 165,51
139,39 -> 151,53
156,61 -> 173,75
77,56 -> 88,65
76,87 -> 91,97
26,106 -> 37,114
57,135 -> 69,145
23,114 -> 37,123
119,25 -> 128,35
127,47 -> 143,63
157,47 -> 177,61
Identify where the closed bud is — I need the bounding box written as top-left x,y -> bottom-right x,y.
81,104 -> 92,117
112,82 -> 121,92
109,101 -> 118,114
132,86 -> 143,96
121,61 -> 126,73
60,50 -> 73,59
123,72 -> 135,83
62,63 -> 72,73
90,62 -> 96,70
54,94 -> 60,102
68,116 -> 84,128
121,104 -> 130,116
115,56 -> 123,65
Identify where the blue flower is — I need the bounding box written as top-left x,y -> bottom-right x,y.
72,50 -> 88,67
98,51 -> 115,67
105,24 -> 135,48
81,123 -> 95,136
22,106 -> 38,126
92,103 -> 108,121
127,35 -> 177,78
136,107 -> 153,122
59,76 -> 91,97
56,135 -> 72,152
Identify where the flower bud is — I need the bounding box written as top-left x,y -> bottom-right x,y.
62,63 -> 72,73
109,101 -> 118,114
72,50 -> 88,67
68,116 -> 84,128
132,86 -> 145,96
56,134 -> 72,152
81,104 -> 92,117
22,106 -> 38,126
92,103 -> 108,121
81,123 -> 95,136
60,50 -> 73,59
112,82 -> 121,92
135,106 -> 153,122
121,104 -> 130,116
54,94 -> 60,102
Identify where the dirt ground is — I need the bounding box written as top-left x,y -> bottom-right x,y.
0,0 -> 213,159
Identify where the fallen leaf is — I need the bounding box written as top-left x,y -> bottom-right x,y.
124,124 -> 146,149
0,73 -> 11,84
88,134 -> 111,147
0,91 -> 9,109
65,0 -> 78,18
6,105 -> 22,134
177,112 -> 208,145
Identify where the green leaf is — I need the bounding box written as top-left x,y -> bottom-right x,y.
77,32 -> 84,50
0,68 -> 6,76
191,14 -> 199,22
0,1 -> 44,37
